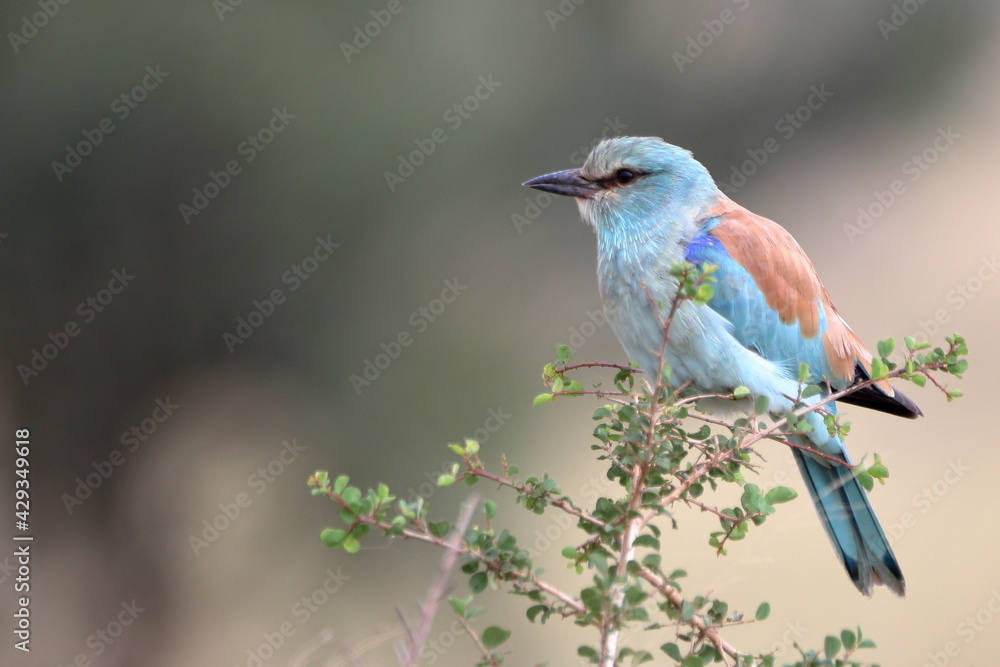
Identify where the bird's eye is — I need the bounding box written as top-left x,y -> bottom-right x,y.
615,169 -> 636,185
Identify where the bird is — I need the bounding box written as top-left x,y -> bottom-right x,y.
523,136 -> 920,597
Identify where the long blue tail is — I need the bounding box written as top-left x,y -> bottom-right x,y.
792,443 -> 905,597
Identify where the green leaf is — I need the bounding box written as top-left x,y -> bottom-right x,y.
911,373 -> 927,387
437,474 -> 456,487
448,596 -> 468,617
681,656 -> 704,667
633,534 -> 660,549
904,336 -> 917,351
556,344 -> 573,363
481,626 -> 511,649
342,535 -> 360,553
661,643 -> 682,661
764,486 -> 798,505
341,486 -> 361,506
526,604 -> 547,622
533,393 -> 553,406
469,571 -> 488,593
755,601 -> 771,621
320,528 -> 345,549
824,635 -> 841,659
484,500 -> 496,519
732,385 -> 750,400
754,394 -> 770,415
680,599 -> 695,621
877,338 -> 895,359
465,438 -> 479,455
561,546 -> 578,559
448,443 -> 465,456
871,357 -> 888,380
856,469 -> 874,492
332,475 -> 349,495
798,362 -> 810,383
428,521 -> 450,538
841,628 -> 856,651
577,645 -> 600,661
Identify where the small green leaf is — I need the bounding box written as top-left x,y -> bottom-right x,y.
798,362 -> 810,383
856,469 -> 874,492
484,500 -> 496,519
437,474 -> 455,487
469,571 -> 488,593
877,338 -> 895,359
449,596 -> 468,617
764,486 -> 798,505
824,635 -> 841,659
320,528 -> 345,549
680,600 -> 695,621
428,521 -> 450,538
561,546 -> 578,559
661,643 -> 682,661
465,438 -> 480,455
448,443 -> 465,456
533,393 -> 553,406
871,357 -> 888,380
526,604 -> 547,622
577,645 -> 600,661
481,626 -> 511,649
841,628 -> 856,651
342,535 -> 360,553
754,394 -> 770,415
904,336 -> 916,351
332,475 -> 349,495
755,601 -> 771,621
556,344 -> 573,363
911,373 -> 927,387
732,385 -> 750,400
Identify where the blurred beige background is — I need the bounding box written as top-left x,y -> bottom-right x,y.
2,2 -> 999,665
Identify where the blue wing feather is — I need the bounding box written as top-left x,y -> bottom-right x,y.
684,232 -> 833,383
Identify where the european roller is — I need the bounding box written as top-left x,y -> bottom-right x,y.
524,136 -> 920,597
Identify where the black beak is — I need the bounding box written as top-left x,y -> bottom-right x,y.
522,168 -> 601,198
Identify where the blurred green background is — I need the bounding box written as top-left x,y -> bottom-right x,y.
2,1 -> 999,665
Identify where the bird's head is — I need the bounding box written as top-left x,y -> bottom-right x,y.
524,136 -> 719,244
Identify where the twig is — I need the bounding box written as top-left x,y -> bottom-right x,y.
454,613 -> 503,666
402,495 -> 481,667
